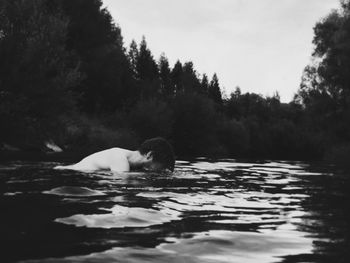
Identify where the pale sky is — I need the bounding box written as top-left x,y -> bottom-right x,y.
103,0 -> 340,102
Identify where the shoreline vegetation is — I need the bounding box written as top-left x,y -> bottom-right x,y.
1,0 -> 350,167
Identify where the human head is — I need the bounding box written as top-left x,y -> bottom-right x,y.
138,137 -> 175,172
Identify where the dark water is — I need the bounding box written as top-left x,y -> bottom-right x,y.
1,159 -> 349,263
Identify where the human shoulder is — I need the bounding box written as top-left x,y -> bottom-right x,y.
90,147 -> 127,157
107,147 -> 131,157
108,147 -> 131,172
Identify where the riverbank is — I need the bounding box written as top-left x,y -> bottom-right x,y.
0,150 -> 86,163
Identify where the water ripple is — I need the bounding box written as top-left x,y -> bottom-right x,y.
1,159 -> 346,262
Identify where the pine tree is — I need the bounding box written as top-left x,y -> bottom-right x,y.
136,36 -> 160,98
171,60 -> 183,95
136,36 -> 159,81
54,0 -> 131,113
200,74 -> 209,95
158,53 -> 174,98
128,40 -> 139,78
182,61 -> 201,94
208,73 -> 222,104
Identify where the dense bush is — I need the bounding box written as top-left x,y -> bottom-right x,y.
171,94 -> 223,156
325,143 -> 350,167
128,99 -> 173,141
59,115 -> 139,153
217,118 -> 249,156
0,0 -> 81,147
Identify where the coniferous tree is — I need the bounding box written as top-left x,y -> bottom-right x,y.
128,40 -> 139,79
171,60 -> 183,95
136,37 -> 160,98
182,61 -> 201,94
136,37 -> 159,81
58,0 -> 123,53
53,0 -> 132,113
208,73 -> 222,104
158,53 -> 174,98
225,87 -> 243,119
200,74 -> 209,95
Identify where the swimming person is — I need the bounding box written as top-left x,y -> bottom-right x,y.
55,137 -> 175,172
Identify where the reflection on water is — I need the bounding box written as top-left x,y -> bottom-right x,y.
55,204 -> 181,228
33,230 -> 312,263
44,186 -> 106,197
0,159 -> 349,262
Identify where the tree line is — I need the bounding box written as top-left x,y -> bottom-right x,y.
0,0 -> 349,164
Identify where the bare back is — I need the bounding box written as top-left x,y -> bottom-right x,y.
55,148 -> 131,172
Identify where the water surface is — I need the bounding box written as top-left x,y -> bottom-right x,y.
1,159 -> 349,262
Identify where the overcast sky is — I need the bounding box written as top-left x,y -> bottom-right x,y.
103,0 -> 340,102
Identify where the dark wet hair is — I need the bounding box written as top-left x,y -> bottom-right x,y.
138,137 -> 175,171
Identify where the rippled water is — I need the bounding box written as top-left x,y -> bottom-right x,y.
1,159 -> 349,262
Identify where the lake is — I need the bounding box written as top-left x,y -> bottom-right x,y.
1,159 -> 349,262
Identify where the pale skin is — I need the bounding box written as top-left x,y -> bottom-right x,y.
54,148 -> 157,172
